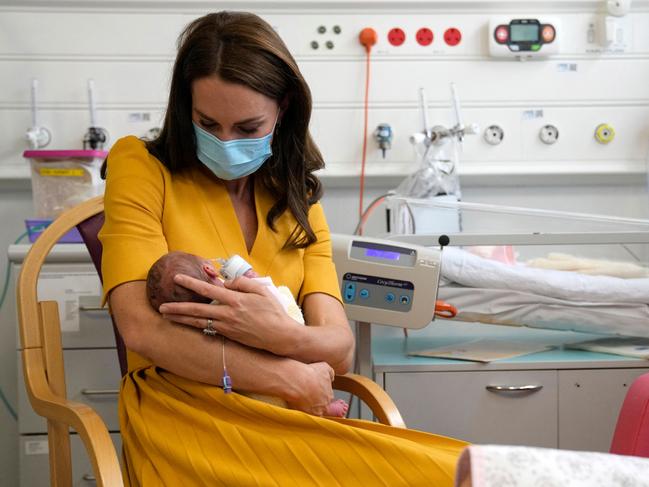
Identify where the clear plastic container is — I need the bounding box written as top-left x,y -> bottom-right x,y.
23,150 -> 107,218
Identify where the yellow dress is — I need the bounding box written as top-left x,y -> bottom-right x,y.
99,136 -> 468,487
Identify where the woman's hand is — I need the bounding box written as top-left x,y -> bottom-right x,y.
284,361 -> 335,416
158,274 -> 300,354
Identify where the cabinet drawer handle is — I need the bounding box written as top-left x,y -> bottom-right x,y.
82,473 -> 96,482
81,389 -> 119,396
486,384 -> 543,393
78,305 -> 107,312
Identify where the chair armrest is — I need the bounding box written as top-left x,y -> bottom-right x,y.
23,350 -> 123,487
333,373 -> 406,428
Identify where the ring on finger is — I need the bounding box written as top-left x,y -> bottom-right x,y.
203,318 -> 218,336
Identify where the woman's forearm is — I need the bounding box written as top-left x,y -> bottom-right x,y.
276,293 -> 355,374
142,320 -> 308,399
279,324 -> 354,374
110,282 -> 305,400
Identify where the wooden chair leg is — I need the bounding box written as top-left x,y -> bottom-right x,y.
41,301 -> 72,486
47,420 -> 73,487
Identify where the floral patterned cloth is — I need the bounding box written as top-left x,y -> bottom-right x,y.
456,445 -> 649,487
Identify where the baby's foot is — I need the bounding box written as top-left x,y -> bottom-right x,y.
324,399 -> 349,418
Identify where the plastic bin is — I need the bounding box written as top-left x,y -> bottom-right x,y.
23,150 -> 108,219
25,219 -> 83,243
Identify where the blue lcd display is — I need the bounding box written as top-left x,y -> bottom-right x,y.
365,248 -> 401,260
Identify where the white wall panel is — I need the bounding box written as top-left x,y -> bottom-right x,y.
4,58 -> 649,105
1,2 -> 648,179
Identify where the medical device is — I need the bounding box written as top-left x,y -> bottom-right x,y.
373,123 -> 393,159
83,79 -> 108,150
489,17 -> 560,58
398,85 -> 478,202
331,233 -> 452,394
331,234 -> 445,330
25,79 -> 51,150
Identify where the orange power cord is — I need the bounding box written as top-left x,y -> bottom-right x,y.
358,28 -> 377,234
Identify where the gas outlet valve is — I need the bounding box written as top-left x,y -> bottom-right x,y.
374,123 -> 393,158
484,125 -> 504,145
539,124 -> 559,145
594,123 -> 615,144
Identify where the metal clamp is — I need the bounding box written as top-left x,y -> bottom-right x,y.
81,389 -> 119,396
486,384 -> 543,393
82,473 -> 96,482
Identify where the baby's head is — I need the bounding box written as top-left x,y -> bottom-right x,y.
146,251 -> 220,311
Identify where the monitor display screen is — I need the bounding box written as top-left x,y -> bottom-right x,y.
365,248 -> 401,260
510,24 -> 539,43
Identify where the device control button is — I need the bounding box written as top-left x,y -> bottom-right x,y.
495,25 -> 508,43
385,292 -> 395,303
359,289 -> 370,299
400,295 -> 410,305
531,44 -> 541,51
344,282 -> 356,302
542,25 -> 555,43
509,44 -> 520,51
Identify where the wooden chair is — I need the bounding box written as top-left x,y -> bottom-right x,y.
16,195 -> 405,487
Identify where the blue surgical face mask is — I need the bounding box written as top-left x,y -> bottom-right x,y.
193,112 -> 279,180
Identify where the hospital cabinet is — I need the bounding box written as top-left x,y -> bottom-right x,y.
373,322 -> 649,451
8,244 -> 122,486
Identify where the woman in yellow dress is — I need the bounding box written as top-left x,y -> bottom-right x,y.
100,11 -> 468,486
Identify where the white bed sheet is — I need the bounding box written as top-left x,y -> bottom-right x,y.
439,284 -> 649,338
442,247 -> 649,304
439,248 -> 649,337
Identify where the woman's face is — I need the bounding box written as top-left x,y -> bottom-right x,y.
191,74 -> 280,141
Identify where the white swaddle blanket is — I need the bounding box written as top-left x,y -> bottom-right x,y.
442,247 -> 649,305
455,445 -> 649,487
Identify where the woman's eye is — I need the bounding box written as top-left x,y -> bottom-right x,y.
238,127 -> 259,135
200,120 -> 216,129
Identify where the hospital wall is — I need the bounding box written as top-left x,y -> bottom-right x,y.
1,0 -> 649,485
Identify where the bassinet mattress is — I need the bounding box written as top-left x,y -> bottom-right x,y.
439,248 -> 649,337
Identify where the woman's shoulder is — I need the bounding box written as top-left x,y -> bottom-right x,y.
307,201 -> 328,229
105,136 -> 169,181
109,135 -> 147,158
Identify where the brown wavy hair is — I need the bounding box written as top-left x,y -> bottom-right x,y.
131,11 -> 324,248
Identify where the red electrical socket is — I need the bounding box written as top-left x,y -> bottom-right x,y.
444,27 -> 462,46
387,27 -> 406,46
416,27 -> 434,46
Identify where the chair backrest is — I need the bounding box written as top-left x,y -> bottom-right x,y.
16,196 -> 123,486
610,372 -> 649,457
76,211 -> 128,377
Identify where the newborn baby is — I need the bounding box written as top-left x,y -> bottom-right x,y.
146,251 -> 348,417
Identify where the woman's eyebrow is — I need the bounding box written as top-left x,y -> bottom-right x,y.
194,110 -> 264,126
235,116 -> 265,125
195,109 -> 216,122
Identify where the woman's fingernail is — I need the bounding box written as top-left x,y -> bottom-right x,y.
159,305 -> 168,313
